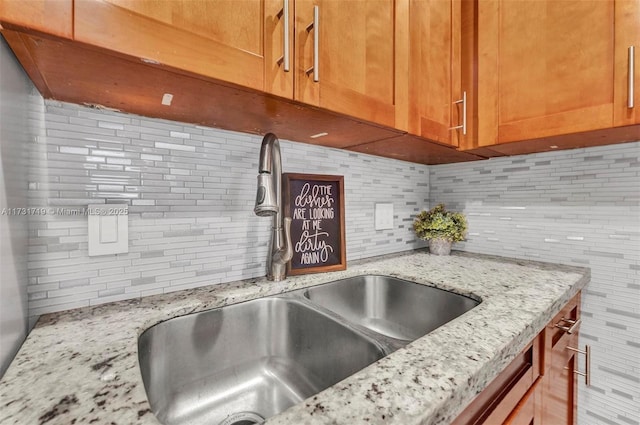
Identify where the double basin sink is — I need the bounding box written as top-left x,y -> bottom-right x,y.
138,275 -> 480,425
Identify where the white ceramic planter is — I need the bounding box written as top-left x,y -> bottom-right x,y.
428,238 -> 452,255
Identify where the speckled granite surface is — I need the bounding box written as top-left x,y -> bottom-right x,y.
0,251 -> 589,425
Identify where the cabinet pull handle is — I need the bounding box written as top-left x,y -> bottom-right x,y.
276,0 -> 290,71
305,5 -> 319,82
566,345 -> 591,386
555,317 -> 581,334
448,91 -> 467,135
629,46 -> 635,108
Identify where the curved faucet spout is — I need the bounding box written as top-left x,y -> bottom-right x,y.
253,133 -> 293,281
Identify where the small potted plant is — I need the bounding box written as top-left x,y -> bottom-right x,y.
413,204 -> 467,255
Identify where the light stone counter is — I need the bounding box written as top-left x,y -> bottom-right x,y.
0,251 -> 589,425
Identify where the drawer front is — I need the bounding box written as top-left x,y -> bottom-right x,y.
544,292 -> 581,375
452,333 -> 542,425
505,378 -> 543,425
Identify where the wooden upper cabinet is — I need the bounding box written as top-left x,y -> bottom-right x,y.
294,0 -> 397,127
0,0 -> 72,39
614,0 -> 640,126
477,0 -> 617,146
396,0 -> 462,147
73,0 -> 294,97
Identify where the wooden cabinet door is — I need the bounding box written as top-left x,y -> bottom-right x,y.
74,0 -> 294,97
477,0 -> 616,146
0,0 -> 72,38
294,0 -> 396,127
396,0 -> 462,147
543,334 -> 579,425
614,0 -> 640,126
542,293 -> 581,425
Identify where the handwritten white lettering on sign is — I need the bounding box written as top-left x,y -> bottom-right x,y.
293,182 -> 335,265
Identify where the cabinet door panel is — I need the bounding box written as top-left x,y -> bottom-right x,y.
405,0 -> 459,146
542,293 -> 581,425
544,334 -> 578,425
75,0 -> 293,96
0,0 -> 72,38
295,0 -> 396,126
614,0 -> 640,126
479,0 -> 615,146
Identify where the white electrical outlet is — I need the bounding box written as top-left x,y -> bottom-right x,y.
375,203 -> 394,230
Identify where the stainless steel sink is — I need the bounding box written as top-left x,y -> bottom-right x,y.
138,275 -> 480,425
303,275 -> 479,341
138,297 -> 386,425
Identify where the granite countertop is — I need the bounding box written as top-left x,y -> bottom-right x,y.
0,251 -> 589,425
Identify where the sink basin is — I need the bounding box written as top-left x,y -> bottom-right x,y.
303,275 -> 480,341
138,297 -> 385,425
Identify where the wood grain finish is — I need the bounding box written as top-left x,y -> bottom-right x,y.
0,0 -> 72,38
459,0 -> 477,151
265,0 -> 295,98
477,0 -> 616,146
485,124 -> 640,157
399,0 -> 460,147
504,378 -> 543,425
4,1 -> 638,165
542,292 -> 581,425
295,0 -> 396,127
3,30 -> 406,149
451,334 -> 542,425
347,134 -> 484,165
74,0 -> 293,96
614,0 -> 640,126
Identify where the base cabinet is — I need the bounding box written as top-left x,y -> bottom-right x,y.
542,337 -> 578,425
504,378 -> 543,425
452,292 -> 582,425
541,293 -> 582,425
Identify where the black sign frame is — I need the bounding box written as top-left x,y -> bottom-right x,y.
283,173 -> 346,275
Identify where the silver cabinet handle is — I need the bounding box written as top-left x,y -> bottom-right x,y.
449,91 -> 467,135
629,46 -> 635,108
276,0 -> 290,72
283,0 -> 290,72
566,345 -> 591,386
305,5 -> 319,82
555,317 -> 581,334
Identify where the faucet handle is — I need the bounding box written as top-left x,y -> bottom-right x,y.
281,217 -> 294,264
271,217 -> 294,281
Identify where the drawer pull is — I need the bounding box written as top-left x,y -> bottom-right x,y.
555,317 -> 581,334
566,345 -> 591,386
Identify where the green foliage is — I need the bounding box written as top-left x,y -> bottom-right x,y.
413,204 -> 467,242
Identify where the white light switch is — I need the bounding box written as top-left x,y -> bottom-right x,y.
88,204 -> 128,256
375,203 -> 394,230
100,216 -> 118,243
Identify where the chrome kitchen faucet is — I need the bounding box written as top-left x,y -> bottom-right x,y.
254,133 -> 293,281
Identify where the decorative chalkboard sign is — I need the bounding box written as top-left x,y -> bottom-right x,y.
283,173 -> 346,275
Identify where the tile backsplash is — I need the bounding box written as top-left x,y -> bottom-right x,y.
429,142 -> 640,425
26,101 -> 429,316
16,98 -> 640,425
